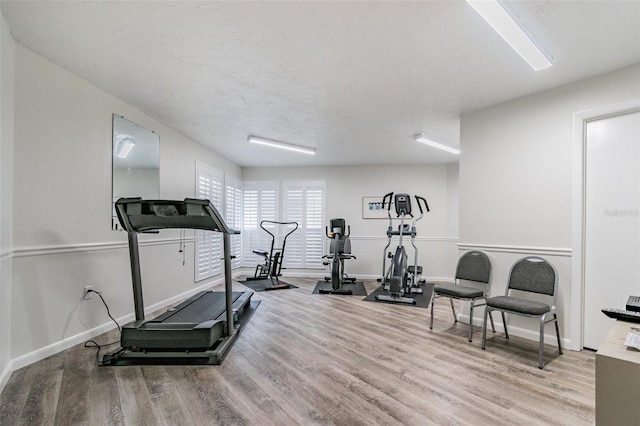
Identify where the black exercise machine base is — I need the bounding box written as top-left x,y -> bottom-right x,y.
319,288 -> 353,295
375,294 -> 416,305
363,282 -> 435,308
101,299 -> 260,366
264,283 -> 292,291
312,280 -> 368,296
240,278 -> 298,292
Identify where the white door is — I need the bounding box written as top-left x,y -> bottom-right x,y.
583,110 -> 640,350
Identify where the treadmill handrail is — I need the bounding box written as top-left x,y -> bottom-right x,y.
115,197 -> 235,234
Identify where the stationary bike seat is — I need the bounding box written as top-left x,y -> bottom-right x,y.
252,249 -> 268,257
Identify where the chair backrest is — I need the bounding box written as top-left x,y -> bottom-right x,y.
507,256 -> 557,296
455,251 -> 491,284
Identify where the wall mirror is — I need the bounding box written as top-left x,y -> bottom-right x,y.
112,114 -> 160,230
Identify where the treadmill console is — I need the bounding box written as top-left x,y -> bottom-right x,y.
115,197 -> 234,234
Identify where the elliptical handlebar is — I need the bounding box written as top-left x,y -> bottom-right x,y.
414,195 -> 430,214
382,192 -> 394,212
412,195 -> 430,225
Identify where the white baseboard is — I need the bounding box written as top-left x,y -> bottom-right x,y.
0,361 -> 13,395
11,273 -> 235,371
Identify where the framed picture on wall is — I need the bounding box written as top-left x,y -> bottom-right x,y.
362,196 -> 390,219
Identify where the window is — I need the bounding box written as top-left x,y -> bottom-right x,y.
195,162 -> 223,281
242,181 -> 278,267
225,175 -> 243,269
283,181 -> 325,269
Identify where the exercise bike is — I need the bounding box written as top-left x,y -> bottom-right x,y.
247,220 -> 298,291
320,218 -> 356,295
375,192 -> 429,304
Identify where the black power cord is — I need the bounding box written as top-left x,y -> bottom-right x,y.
83,289 -> 122,364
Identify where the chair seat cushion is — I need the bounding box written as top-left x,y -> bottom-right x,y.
486,296 -> 550,315
433,284 -> 484,299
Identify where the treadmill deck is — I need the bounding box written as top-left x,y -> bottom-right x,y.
120,290 -> 253,350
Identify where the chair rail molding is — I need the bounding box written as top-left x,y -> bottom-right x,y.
12,237 -> 195,258
457,243 -> 571,257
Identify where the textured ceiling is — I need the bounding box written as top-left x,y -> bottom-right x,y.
1,1 -> 639,167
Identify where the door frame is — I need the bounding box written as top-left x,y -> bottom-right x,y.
571,99 -> 640,350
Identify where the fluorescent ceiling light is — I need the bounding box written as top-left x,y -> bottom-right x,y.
414,134 -> 460,155
466,0 -> 553,71
116,135 -> 136,158
248,135 -> 316,155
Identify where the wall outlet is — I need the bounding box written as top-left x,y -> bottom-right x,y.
83,285 -> 93,300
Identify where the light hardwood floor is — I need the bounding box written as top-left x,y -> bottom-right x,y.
1,277 -> 595,425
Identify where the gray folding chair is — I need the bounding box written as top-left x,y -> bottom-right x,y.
430,250 -> 494,342
481,256 -> 563,369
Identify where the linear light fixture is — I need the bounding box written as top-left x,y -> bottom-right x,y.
414,134 -> 460,155
466,0 -> 553,71
247,135 -> 316,155
116,135 -> 136,159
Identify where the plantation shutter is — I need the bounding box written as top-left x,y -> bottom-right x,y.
283,181 -> 325,269
195,162 -> 224,281
242,181 -> 278,267
225,175 -> 243,269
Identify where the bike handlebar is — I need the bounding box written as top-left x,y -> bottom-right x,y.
259,220 -> 299,239
326,224 -> 350,238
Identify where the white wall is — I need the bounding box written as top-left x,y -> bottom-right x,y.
0,11 -> 15,392
459,64 -> 640,349
242,164 -> 460,281
9,44 -> 241,367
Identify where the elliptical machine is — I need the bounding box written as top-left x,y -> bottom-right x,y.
248,220 -> 298,291
320,218 -> 356,295
375,192 -> 429,304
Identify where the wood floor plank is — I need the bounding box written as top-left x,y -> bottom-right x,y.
139,366 -> 193,426
87,359 -> 126,426
0,362 -> 34,424
0,277 -> 596,425
16,353 -> 64,425
54,344 -> 91,425
115,367 -> 159,425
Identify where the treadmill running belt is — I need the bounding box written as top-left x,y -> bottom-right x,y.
152,291 -> 244,324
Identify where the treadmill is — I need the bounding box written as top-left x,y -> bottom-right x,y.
101,197 -> 259,365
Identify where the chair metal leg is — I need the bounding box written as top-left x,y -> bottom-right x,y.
469,300 -> 475,342
488,311 -> 496,333
449,298 -> 457,322
501,312 -> 509,339
538,315 -> 546,369
481,307 -> 489,349
430,296 -> 435,329
554,313 -> 563,355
